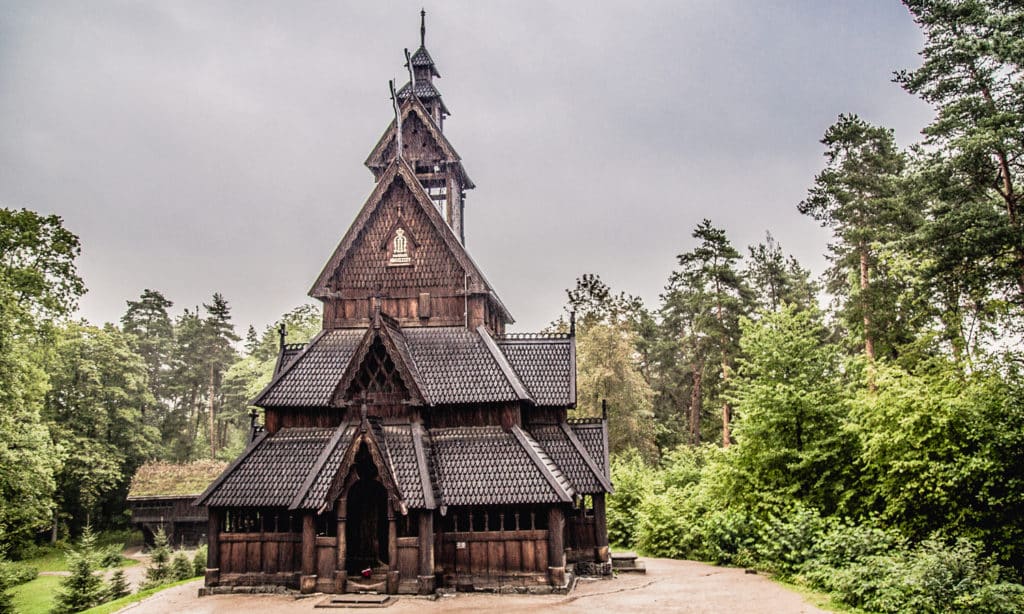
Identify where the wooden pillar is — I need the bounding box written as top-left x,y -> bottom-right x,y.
417,511 -> 435,594
547,506 -> 566,587
300,513 -> 317,593
386,508 -> 399,594
335,499 -> 347,593
593,493 -> 610,563
205,509 -> 220,585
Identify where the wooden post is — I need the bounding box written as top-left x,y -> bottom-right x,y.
205,509 -> 220,585
301,513 -> 317,593
417,510 -> 435,594
593,493 -> 610,563
386,508 -> 399,594
547,506 -> 566,587
335,499 -> 347,593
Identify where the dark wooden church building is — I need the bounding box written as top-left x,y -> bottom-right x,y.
197,13 -> 611,595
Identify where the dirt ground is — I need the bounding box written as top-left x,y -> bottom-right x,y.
119,558 -> 830,614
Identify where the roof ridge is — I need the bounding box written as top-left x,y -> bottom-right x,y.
510,425 -> 574,503
289,420 -> 351,510
476,325 -> 533,404
560,422 -> 613,493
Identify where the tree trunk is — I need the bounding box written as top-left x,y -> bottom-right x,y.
860,245 -> 875,362
689,365 -> 702,445
208,364 -> 216,458
720,360 -> 732,448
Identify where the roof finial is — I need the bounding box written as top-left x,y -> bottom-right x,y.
420,9 -> 426,47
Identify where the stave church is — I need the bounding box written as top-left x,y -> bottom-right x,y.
196,12 -> 612,595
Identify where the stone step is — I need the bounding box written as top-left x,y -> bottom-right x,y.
345,575 -> 387,593
315,594 -> 395,608
611,551 -> 646,574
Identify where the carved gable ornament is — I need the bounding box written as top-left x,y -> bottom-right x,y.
382,218 -> 418,267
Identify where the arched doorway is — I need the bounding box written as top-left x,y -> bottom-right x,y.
345,444 -> 390,575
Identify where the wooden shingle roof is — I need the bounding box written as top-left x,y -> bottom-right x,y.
430,425 -> 574,506
528,424 -> 613,494
255,323 -> 571,408
497,334 -> 576,406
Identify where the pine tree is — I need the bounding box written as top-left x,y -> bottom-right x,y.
51,526 -> 105,614
105,569 -> 130,601
143,527 -> 171,588
171,552 -> 193,581
798,114 -> 917,363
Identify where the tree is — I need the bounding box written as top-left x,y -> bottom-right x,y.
0,208 -> 82,554
575,322 -> 657,461
201,294 -> 239,458
799,114 -> 917,363
43,322 -> 158,534
898,0 -> 1024,301
121,290 -> 175,430
142,527 -> 171,588
105,569 -> 130,601
745,233 -> 818,313
661,220 -> 751,447
51,526 -> 105,613
729,306 -> 854,514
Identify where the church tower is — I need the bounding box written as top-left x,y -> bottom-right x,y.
315,11 -> 502,333
364,10 -> 473,245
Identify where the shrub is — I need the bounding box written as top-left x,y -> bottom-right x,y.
106,569 -> 130,601
751,504 -> 832,577
142,528 -> 171,589
607,450 -> 656,549
170,552 -> 193,581
0,560 -> 38,587
192,546 -> 208,577
98,546 -> 123,568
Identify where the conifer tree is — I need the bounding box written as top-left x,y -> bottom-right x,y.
51,526 -> 105,614
143,527 -> 171,588
105,569 -> 130,601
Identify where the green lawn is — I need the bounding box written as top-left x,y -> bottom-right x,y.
80,576 -> 201,614
10,575 -> 62,614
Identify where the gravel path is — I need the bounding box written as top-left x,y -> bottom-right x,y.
119,558 -> 830,614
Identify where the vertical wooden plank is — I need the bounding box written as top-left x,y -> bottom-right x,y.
470,542 -> 487,574
220,542 -> 231,573
505,539 -> 522,573
488,541 -> 503,577
264,540 -> 278,574
247,539 -> 261,572
337,499 -> 347,575
232,540 -> 245,572
593,493 -> 610,562
522,538 -> 535,572
535,539 -> 548,572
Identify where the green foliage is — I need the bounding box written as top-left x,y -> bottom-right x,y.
170,552 -> 193,581
730,306 -> 856,515
50,527 -> 105,614
192,546 -> 207,577
605,450 -> 653,549
104,570 -> 129,602
142,528 -> 171,589
0,559 -> 38,587
43,321 -> 159,536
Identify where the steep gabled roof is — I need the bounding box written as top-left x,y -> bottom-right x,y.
364,97 -> 472,187
331,314 -> 427,406
308,158 -> 506,322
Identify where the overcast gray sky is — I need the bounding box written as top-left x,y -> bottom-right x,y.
0,1 -> 935,334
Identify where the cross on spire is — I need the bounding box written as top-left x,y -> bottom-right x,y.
420,9 -> 426,47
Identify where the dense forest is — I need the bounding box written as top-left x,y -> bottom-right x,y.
1,1 -> 1023,612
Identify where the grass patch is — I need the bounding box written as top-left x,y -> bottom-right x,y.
10,574 -> 62,614
80,576 -> 202,614
771,576 -> 853,613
